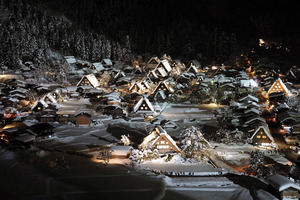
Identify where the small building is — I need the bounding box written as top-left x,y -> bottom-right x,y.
133,95 -> 155,114
32,99 -> 48,113
152,80 -> 174,97
265,174 -> 300,200
76,74 -> 100,88
139,125 -> 180,154
250,125 -> 275,148
187,60 -> 201,74
90,62 -> 104,72
146,57 -> 160,70
101,58 -> 113,67
75,112 -> 91,126
29,123 -> 55,140
267,78 -> 291,96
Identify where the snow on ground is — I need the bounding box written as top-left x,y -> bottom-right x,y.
221,154 -> 250,166
140,155 -> 221,175
162,176 -> 235,187
162,175 -> 254,200
265,154 -> 293,166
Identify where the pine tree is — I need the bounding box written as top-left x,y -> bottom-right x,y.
179,126 -> 211,161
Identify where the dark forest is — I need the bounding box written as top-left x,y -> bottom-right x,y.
1,0 -> 300,68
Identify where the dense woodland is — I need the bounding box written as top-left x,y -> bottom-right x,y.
1,0 -> 300,68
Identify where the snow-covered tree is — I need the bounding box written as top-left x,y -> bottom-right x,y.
282,96 -> 300,113
179,126 -> 211,161
211,128 -> 245,144
246,150 -> 276,178
120,135 -> 131,146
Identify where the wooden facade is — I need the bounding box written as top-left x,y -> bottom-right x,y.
75,113 -> 91,126
251,126 -> 274,147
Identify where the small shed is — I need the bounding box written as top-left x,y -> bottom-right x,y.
75,112 -> 91,126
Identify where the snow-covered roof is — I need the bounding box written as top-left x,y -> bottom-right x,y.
240,80 -> 250,87
157,67 -> 168,77
64,56 -> 76,64
244,108 -> 260,115
139,125 -> 180,152
43,93 -> 57,104
102,58 -> 113,66
152,80 -> 175,95
148,70 -> 158,79
147,57 -> 160,64
239,95 -> 259,103
245,116 -> 266,125
267,78 -> 291,95
266,174 -> 300,192
76,74 -> 100,88
91,62 -> 104,71
250,125 -> 274,142
9,88 -> 28,94
32,99 -> 48,110
160,59 -> 172,72
277,111 -> 300,123
133,95 -> 155,113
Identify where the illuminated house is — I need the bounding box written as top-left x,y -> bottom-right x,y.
146,57 -> 160,70
89,62 -> 104,72
133,95 -> 155,113
129,81 -> 151,94
42,93 -> 57,104
250,125 -> 275,148
152,80 -> 174,97
157,59 -> 172,74
187,60 -> 201,74
267,78 -> 291,96
139,125 -> 180,154
76,74 -> 100,88
32,99 -> 48,113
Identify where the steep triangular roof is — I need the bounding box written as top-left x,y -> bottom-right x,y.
42,93 -> 57,104
250,125 -> 274,142
139,125 -> 180,152
133,95 -> 155,113
152,80 -> 175,95
159,59 -> 172,72
76,74 -> 100,88
267,78 -> 290,95
239,95 -> 259,103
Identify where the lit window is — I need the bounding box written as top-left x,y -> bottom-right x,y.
262,136 -> 267,138
157,145 -> 169,149
161,140 -> 165,144
257,136 -> 261,138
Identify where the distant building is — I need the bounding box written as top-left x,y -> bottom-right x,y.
77,74 -> 100,88
267,78 -> 291,97
75,112 -> 91,126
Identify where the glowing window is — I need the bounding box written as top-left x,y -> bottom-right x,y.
257,136 -> 261,138
262,136 -> 267,138
157,145 -> 169,149
161,140 -> 165,144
